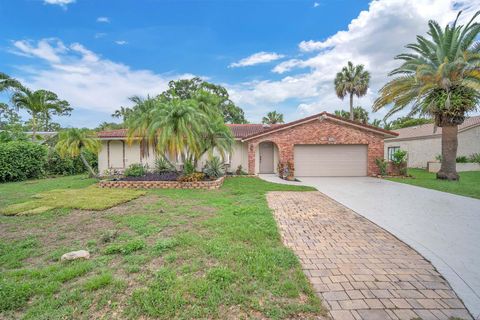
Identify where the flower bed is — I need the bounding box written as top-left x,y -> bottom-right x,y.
99,176 -> 225,190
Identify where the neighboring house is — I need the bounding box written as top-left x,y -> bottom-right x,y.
384,115 -> 480,168
97,111 -> 397,177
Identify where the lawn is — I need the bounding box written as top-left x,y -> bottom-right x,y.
0,176 -> 325,319
387,168 -> 480,199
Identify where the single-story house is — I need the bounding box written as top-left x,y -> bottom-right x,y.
97,111 -> 398,177
384,115 -> 480,168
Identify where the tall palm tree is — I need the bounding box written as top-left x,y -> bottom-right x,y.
56,129 -> 101,177
334,62 -> 370,121
198,119 -> 234,162
125,95 -> 159,157
373,11 -> 480,180
11,88 -> 70,139
146,98 -> 206,162
0,72 -> 21,92
262,111 -> 284,124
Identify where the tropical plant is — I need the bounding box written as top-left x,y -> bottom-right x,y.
334,106 -> 370,123
334,61 -> 370,121
124,163 -> 146,177
203,156 -> 225,179
177,172 -> 205,182
373,11 -> 480,180
456,155 -> 468,163
235,165 -> 247,175
11,88 -> 70,139
157,77 -> 247,124
386,116 -> 433,129
182,158 -> 195,175
0,72 -> 21,93
469,153 -> 480,163
262,111 -> 284,124
375,158 -> 388,176
55,129 -> 101,178
391,149 -> 408,166
154,156 -> 175,173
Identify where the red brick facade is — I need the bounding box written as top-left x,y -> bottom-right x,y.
246,118 -> 386,176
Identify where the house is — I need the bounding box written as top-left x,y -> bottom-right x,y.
97,111 -> 397,177
384,115 -> 480,168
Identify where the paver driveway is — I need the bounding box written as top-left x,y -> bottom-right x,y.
267,191 -> 472,320
260,174 -> 480,318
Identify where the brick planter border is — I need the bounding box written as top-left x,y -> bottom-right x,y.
99,176 -> 225,190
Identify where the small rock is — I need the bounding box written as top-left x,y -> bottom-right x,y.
61,250 -> 90,261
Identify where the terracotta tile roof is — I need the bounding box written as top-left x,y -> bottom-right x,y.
241,112 -> 398,140
97,112 -> 399,140
97,129 -> 127,138
387,115 -> 480,140
96,125 -> 281,139
227,124 -> 282,139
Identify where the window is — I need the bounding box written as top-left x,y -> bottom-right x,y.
388,146 -> 400,161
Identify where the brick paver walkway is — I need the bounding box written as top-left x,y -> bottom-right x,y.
267,191 -> 472,320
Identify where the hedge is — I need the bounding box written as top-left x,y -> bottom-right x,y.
45,149 -> 97,176
0,142 -> 48,182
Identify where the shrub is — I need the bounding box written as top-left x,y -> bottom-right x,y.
155,157 -> 175,173
183,159 -> 195,175
469,153 -> 480,163
124,163 -> 146,177
375,158 -> 388,176
0,141 -> 47,182
391,149 -> 408,165
235,165 -> 247,175
456,156 -> 468,163
45,149 -> 97,176
435,154 -> 442,161
177,172 -> 205,182
203,156 -> 225,179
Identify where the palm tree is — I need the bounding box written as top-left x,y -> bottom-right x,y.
147,99 -> 206,162
0,72 -> 21,92
334,106 -> 370,123
55,129 -> 101,177
373,11 -> 480,180
262,111 -> 284,124
11,88 -> 70,139
334,62 -> 370,121
198,119 -> 234,162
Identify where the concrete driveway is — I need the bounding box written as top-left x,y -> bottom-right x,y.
260,174 -> 480,318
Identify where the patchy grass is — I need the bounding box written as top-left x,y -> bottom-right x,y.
388,168 -> 480,199
0,176 -> 325,319
0,175 -> 97,208
1,186 -> 146,216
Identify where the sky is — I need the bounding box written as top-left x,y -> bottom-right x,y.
1,0 -> 479,128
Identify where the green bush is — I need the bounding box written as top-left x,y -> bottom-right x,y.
124,163 -> 146,177
0,141 -> 47,182
235,165 -> 247,175
391,149 -> 408,165
375,158 -> 388,176
183,159 -> 195,175
456,156 -> 468,163
44,149 -> 97,176
469,153 -> 480,163
203,156 -> 225,179
155,156 -> 175,173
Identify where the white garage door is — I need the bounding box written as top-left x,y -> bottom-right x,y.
294,145 -> 367,176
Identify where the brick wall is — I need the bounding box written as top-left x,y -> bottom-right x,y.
246,118 -> 385,176
99,176 -> 225,190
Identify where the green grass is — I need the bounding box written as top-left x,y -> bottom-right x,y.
387,168 -> 480,199
1,186 -> 146,216
0,175 -> 97,208
0,176 -> 324,319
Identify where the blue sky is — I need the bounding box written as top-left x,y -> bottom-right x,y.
1,0 -> 478,127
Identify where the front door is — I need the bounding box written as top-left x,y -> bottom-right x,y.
259,142 -> 274,173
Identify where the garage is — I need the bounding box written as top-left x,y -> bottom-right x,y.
294,144 -> 367,176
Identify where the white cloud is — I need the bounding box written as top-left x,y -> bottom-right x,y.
313,2 -> 320,8
96,17 -> 110,23
11,38 -> 195,118
94,32 -> 107,39
229,51 -> 285,68
43,0 -> 75,7
229,0 -> 479,122
115,40 -> 128,45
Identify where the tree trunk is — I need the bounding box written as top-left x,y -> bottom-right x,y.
31,113 -> 37,141
80,152 -> 97,178
436,125 -> 459,181
349,93 -> 354,121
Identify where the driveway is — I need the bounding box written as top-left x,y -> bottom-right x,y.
260,174 -> 480,319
